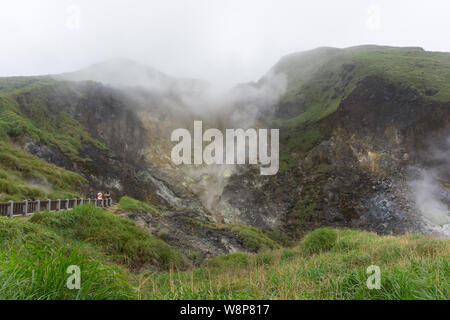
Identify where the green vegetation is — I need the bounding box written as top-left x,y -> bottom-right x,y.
275,46 -> 450,119
189,217 -> 282,252
0,207 -> 447,299
119,196 -> 162,216
30,204 -> 186,269
0,77 -> 111,200
0,141 -> 86,201
205,252 -> 250,270
0,76 -> 55,93
300,227 -> 338,255
290,182 -> 324,234
142,229 -> 449,299
278,147 -> 298,173
228,224 -> 281,251
293,195 -> 317,219
0,213 -> 134,299
0,80 -> 107,162
350,47 -> 450,102
271,46 -> 450,170
0,204 -> 188,299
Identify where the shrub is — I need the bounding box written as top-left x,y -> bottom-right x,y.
266,231 -> 290,246
300,227 -> 338,255
119,196 -> 162,215
157,228 -> 169,239
205,252 -> 249,270
229,225 -> 281,252
280,248 -> 297,261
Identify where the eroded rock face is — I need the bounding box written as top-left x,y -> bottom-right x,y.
19,74 -> 450,251
296,76 -> 450,237
122,210 -> 249,263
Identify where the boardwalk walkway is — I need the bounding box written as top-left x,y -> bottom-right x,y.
0,198 -> 113,217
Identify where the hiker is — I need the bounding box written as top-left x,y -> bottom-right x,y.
97,192 -> 103,207
104,191 -> 111,206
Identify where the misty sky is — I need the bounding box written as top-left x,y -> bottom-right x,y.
0,0 -> 449,89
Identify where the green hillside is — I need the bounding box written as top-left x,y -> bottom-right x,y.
145,228 -> 449,299
0,77 -> 110,201
272,46 -> 450,124
0,141 -> 86,201
268,46 -> 450,172
0,204 -> 186,299
0,78 -> 106,162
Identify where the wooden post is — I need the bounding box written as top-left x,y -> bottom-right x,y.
80,198 -> 83,205
8,201 -> 13,217
73,198 -> 77,208
47,199 -> 51,211
57,199 -> 61,211
24,200 -> 28,216
36,200 -> 40,212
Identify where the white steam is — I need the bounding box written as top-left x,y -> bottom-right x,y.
57,59 -> 287,215
57,59 -> 287,126
410,170 -> 449,227
409,128 -> 450,237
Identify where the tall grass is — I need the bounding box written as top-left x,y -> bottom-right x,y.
142,229 -> 449,299
1,207 -> 447,300
30,204 -> 187,270
118,196 -> 162,215
0,217 -> 134,299
0,205 -> 187,299
0,245 -> 134,299
0,141 -> 86,201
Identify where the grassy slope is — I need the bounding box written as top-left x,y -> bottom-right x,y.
118,196 -> 163,216
143,228 -> 449,299
0,204 -> 187,299
0,78 -> 106,161
270,46 -> 450,172
0,77 -> 108,200
30,204 -> 187,270
118,196 -> 285,252
186,216 -> 284,252
274,46 -> 450,123
0,141 -> 86,201
1,207 -> 447,299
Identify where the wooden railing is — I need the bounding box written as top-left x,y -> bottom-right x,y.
0,198 -> 113,217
